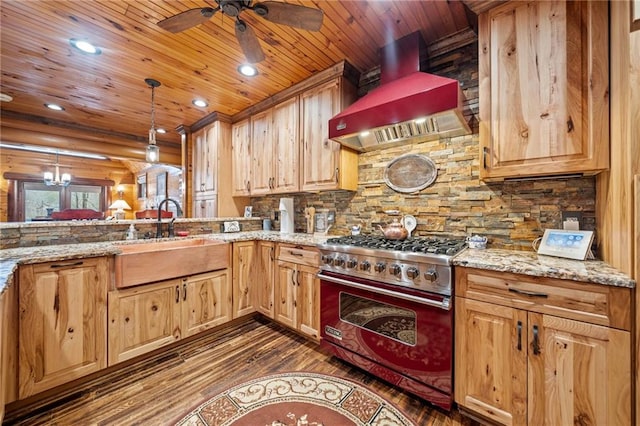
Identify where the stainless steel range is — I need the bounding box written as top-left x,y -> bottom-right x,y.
317,235 -> 467,411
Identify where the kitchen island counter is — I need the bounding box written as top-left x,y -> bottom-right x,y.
453,248 -> 635,288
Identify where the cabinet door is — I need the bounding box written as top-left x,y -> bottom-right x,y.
231,119 -> 252,196
251,109 -> 273,195
479,1 -> 609,180
272,96 -> 300,193
232,241 -> 256,318
108,279 -> 181,365
454,297 -> 527,426
296,264 -> 320,340
192,197 -> 217,219
18,258 -> 108,398
300,79 -> 343,191
275,261 -> 297,329
193,127 -> 206,194
529,313 -> 631,426
182,270 -> 232,337
255,241 -> 275,318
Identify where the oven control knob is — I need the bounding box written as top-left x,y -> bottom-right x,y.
321,254 -> 333,265
374,262 -> 386,273
406,267 -> 419,279
347,258 -> 358,269
333,256 -> 345,267
424,269 -> 438,282
359,260 -> 371,271
390,264 -> 402,276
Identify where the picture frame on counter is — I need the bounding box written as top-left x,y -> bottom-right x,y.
244,206 -> 253,218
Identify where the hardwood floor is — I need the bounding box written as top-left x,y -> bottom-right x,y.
4,316 -> 477,425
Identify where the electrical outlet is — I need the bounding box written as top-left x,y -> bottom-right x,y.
561,211 -> 582,230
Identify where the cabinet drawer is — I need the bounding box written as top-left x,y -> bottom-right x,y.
277,243 -> 319,267
455,267 -> 631,330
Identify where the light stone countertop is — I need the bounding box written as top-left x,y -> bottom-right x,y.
1,233 -> 635,295
0,231 -> 329,294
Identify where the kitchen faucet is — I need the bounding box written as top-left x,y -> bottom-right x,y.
156,198 -> 182,238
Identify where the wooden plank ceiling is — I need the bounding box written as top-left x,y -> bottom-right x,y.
0,0 -> 474,156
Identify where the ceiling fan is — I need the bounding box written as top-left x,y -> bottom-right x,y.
158,1 -> 324,63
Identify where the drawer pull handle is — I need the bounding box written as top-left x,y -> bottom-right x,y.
50,261 -> 84,268
517,320 -> 522,351
183,283 -> 187,301
288,250 -> 304,257
532,325 -> 540,355
175,285 -> 180,303
508,288 -> 548,298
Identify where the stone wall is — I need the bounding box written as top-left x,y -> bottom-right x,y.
250,39 -> 597,251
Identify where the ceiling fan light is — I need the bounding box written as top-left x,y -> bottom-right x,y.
238,64 -> 258,77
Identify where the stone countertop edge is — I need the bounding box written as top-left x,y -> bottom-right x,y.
1,235 -> 635,295
453,248 -> 636,288
0,231 -> 329,295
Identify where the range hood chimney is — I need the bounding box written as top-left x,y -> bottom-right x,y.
329,32 -> 470,152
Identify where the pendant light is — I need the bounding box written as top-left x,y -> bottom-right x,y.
43,151 -> 71,187
145,78 -> 161,163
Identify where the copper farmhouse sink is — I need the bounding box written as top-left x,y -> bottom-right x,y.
114,238 -> 230,288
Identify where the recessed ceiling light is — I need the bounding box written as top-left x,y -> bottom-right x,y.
156,128 -> 167,134
69,38 -> 102,55
414,117 -> 427,124
45,103 -> 65,111
360,131 -> 370,137
192,99 -> 208,108
0,93 -> 13,102
237,64 -> 258,77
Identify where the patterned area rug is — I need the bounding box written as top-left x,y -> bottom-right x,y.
174,372 -> 415,426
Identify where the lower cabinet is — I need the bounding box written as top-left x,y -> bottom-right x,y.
17,257 -> 109,399
108,269 -> 231,365
232,241 -> 256,318
255,241 -> 275,318
275,244 -> 320,340
454,267 -> 631,426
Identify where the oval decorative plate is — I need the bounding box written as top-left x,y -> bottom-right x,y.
383,154 -> 438,193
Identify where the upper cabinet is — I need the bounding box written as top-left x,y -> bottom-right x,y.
230,63 -> 359,196
191,119 -> 248,217
250,97 -> 300,195
479,1 -> 609,181
301,78 -> 358,192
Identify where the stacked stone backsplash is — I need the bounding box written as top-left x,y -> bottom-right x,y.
250,36 -> 597,251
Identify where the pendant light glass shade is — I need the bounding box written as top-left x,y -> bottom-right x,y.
145,78 -> 161,163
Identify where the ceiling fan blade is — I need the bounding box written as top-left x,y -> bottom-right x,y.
258,2 -> 323,31
158,7 -> 218,33
235,22 -> 266,63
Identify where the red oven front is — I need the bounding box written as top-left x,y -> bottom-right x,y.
319,270 -> 453,411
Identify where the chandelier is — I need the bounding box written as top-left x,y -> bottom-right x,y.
43,151 -> 71,187
145,78 -> 161,163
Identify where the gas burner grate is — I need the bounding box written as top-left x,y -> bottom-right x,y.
325,235 -> 467,256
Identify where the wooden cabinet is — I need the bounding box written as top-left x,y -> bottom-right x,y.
250,97 -> 300,195
17,257 -> 109,399
191,119 -> 247,217
231,118 -> 251,196
232,241 -> 256,318
301,78 -> 358,191
108,269 -> 231,365
275,244 -> 321,340
478,1 -> 609,181
255,241 -> 275,318
454,267 -> 631,426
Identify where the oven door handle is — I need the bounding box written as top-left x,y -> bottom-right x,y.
318,272 -> 451,311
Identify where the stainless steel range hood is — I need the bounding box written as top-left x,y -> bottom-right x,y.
328,32 -> 471,152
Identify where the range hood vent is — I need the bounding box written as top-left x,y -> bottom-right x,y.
329,32 -> 471,152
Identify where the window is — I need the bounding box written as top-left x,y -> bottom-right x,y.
22,182 -> 106,220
